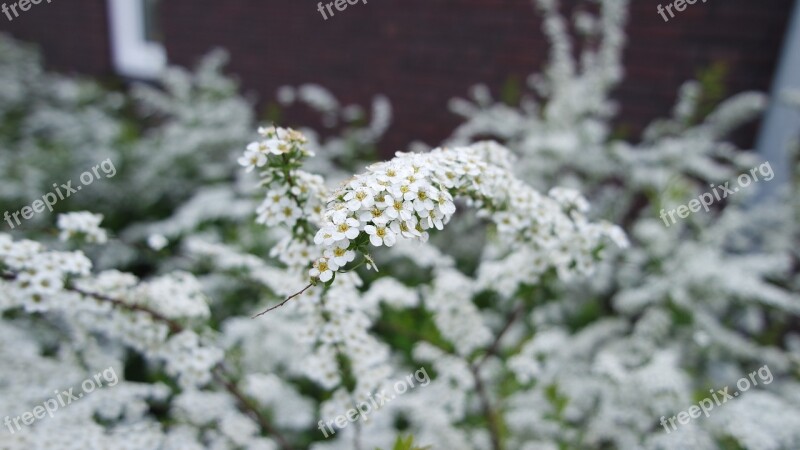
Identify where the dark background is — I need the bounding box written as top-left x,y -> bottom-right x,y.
0,0 -> 794,149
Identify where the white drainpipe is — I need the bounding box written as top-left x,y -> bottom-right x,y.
755,0 -> 800,195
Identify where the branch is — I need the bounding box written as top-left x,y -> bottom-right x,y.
252,283 -> 313,318
466,302 -> 527,450
70,284 -> 185,334
212,365 -> 293,450
470,363 -> 503,450
477,301 -> 527,368
1,270 -> 293,450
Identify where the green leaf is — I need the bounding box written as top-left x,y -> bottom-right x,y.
375,434 -> 431,450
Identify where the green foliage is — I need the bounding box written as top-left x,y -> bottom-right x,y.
693,61 -> 729,122
377,435 -> 431,450
373,304 -> 455,359
501,74 -> 523,106
262,101 -> 284,124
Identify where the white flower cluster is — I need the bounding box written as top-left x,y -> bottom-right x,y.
162,330 -> 224,388
256,170 -> 327,229
243,373 -> 315,429
57,211 -> 108,244
437,1 -> 800,449
147,233 -> 168,250
239,125 -> 328,244
0,234 -> 91,312
3,0 -> 795,446
238,126 -> 312,172
0,321 -> 176,450
310,146 -> 482,281
135,271 -> 211,320
426,268 -> 492,356
237,124 -> 401,432
169,389 -> 281,449
1,233 -> 223,391
311,143 -> 627,283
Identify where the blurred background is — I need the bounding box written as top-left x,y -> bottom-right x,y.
0,0 -> 795,150
2,1 -> 800,449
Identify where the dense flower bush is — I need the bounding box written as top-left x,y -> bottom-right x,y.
1,0 -> 799,449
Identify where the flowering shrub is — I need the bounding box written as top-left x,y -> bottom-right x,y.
1,0 -> 799,449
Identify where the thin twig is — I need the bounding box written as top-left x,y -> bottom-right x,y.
212,366 -> 293,450
470,363 -> 503,450
464,302 -> 527,450
252,283 -> 313,318
71,284 -> 185,334
477,301 -> 527,367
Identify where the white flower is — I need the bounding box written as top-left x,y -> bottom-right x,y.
389,181 -> 418,202
309,257 -> 337,282
53,251 -> 92,276
364,224 -> 396,247
410,185 -> 437,212
324,241 -> 355,267
365,176 -> 388,193
259,126 -> 289,141
344,186 -> 375,211
57,212 -> 108,244
436,191 -> 456,215
325,203 -> 350,225
426,209 -> 446,230
331,217 -> 361,241
494,212 -> 521,235
389,218 -> 421,239
314,226 -> 337,246
18,269 -> 62,296
148,234 -> 168,251
376,164 -> 408,185
548,187 -> 590,213
265,138 -> 290,155
382,195 -> 414,221
276,200 -> 302,224
246,140 -> 268,154
358,206 -> 389,226
238,147 -> 267,172
257,125 -> 276,137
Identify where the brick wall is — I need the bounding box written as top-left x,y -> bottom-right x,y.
621,0 -> 792,138
0,0 -> 111,74
1,0 -> 794,149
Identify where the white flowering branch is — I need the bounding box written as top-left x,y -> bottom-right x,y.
242,128 -> 627,316
311,142 -> 627,286
0,268 -> 293,450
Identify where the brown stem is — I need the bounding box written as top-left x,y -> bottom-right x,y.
212,365 -> 293,450
470,363 -> 503,450
477,301 -> 527,368
465,302 -> 528,450
252,283 -> 313,318
70,284 -> 185,334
